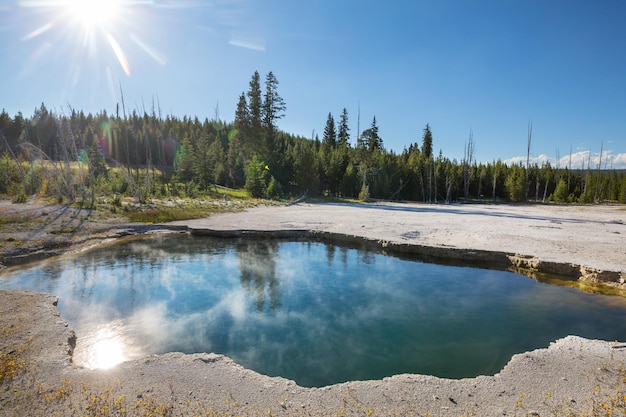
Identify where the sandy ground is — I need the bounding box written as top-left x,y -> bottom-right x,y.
175,202 -> 626,281
0,199 -> 132,268
2,201 -> 626,416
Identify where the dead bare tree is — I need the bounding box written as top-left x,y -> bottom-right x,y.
598,143 -> 612,202
492,163 -> 498,202
477,165 -> 484,199
595,141 -> 604,202
582,150 -> 591,198
535,165 -> 540,202
45,115 -> 84,202
0,130 -> 25,182
462,129 -> 475,200
433,158 -> 438,202
389,179 -> 407,201
526,120 -> 532,196
540,149 -> 559,202
19,140 -> 72,202
567,145 -> 572,191
119,83 -> 132,177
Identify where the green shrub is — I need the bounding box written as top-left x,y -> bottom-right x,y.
9,183 -> 27,203
552,178 -> 569,203
358,184 -> 370,202
244,156 -> 268,198
266,176 -> 283,199
619,176 -> 626,204
0,153 -> 21,195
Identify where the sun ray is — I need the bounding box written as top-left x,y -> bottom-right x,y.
15,0 -> 219,100
21,21 -> 55,40
106,67 -> 118,107
106,33 -> 131,76
19,0 -> 136,76
19,41 -> 53,78
130,33 -> 167,66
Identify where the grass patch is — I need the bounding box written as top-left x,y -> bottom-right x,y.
124,206 -> 224,223
0,324 -> 30,384
212,186 -> 249,199
308,196 -> 363,204
49,229 -> 77,235
122,191 -> 274,223
0,214 -> 31,225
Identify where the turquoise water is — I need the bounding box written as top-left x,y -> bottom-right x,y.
2,233 -> 626,387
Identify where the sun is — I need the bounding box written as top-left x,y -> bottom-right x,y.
19,0 -> 167,79
65,0 -> 121,28
60,0 -> 132,75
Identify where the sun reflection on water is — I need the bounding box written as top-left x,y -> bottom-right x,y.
76,321 -> 132,370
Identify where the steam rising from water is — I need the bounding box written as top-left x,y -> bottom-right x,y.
2,234 -> 626,387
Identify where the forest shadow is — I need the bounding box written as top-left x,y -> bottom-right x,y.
317,201 -> 620,226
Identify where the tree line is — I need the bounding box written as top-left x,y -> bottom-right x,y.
1,70 -> 625,205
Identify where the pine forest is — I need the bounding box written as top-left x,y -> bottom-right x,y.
2,70 -> 626,206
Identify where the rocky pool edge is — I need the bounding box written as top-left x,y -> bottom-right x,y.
189,226 -> 626,290
1,289 -> 625,417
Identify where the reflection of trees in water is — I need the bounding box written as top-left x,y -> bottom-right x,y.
40,260 -> 64,293
236,240 -> 281,312
75,234 -> 285,312
339,247 -> 349,269
72,234 -> 213,300
77,257 -> 97,299
359,249 -> 375,265
325,243 -> 335,263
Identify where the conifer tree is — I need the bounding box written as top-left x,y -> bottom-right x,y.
422,123 -> 433,160
174,136 -> 194,183
234,93 -> 250,136
262,71 -> 286,153
505,164 -> 527,202
553,178 -> 569,203
338,108 -> 350,147
207,139 -> 227,185
193,131 -> 213,190
619,175 -> 626,204
368,116 -> 382,151
247,71 -> 263,150
86,129 -> 107,180
341,161 -> 359,197
226,133 -> 245,187
245,154 -> 267,198
234,92 -> 252,159
322,112 -> 336,147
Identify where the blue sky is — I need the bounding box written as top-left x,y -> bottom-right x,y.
1,0 -> 625,168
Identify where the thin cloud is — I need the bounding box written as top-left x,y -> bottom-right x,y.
229,36 -> 266,52
503,151 -> 626,169
611,152 -> 626,168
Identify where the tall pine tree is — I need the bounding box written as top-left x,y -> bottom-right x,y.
247,71 -> 263,152
338,108 -> 350,147
422,123 -> 433,159
262,71 -> 286,154
322,112 -> 336,147
234,92 -> 250,137
368,116 -> 382,151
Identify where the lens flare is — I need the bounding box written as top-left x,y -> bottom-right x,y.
65,0 -> 120,28
106,32 -> 131,76
17,0 -> 168,81
21,22 -> 54,41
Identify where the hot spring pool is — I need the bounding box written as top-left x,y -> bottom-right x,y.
2,233 -> 626,387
